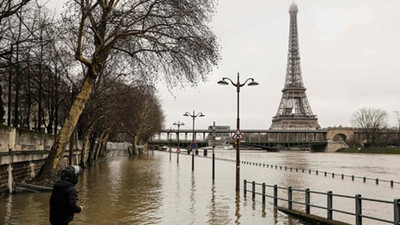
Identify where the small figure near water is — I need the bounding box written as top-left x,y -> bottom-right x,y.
50,165 -> 83,225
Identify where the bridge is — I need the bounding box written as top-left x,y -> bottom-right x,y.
149,127 -> 357,152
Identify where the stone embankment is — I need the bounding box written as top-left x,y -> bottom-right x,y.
0,124 -> 83,195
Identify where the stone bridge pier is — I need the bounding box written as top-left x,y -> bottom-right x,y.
321,127 -> 354,153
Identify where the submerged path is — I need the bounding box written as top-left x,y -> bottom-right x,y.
1,150 -> 399,224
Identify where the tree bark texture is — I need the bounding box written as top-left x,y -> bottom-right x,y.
80,128 -> 92,168
33,73 -> 96,183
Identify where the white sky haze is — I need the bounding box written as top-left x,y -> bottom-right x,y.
158,0 -> 400,130
47,0 -> 400,130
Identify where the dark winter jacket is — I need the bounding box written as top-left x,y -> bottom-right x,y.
50,168 -> 82,224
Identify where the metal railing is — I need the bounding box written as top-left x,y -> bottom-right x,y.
244,180 -> 400,225
213,155 -> 400,187
159,150 -> 400,187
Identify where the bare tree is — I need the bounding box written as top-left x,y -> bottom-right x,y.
116,83 -> 163,154
351,107 -> 388,146
0,0 -> 30,21
33,0 -> 219,183
0,0 -> 30,58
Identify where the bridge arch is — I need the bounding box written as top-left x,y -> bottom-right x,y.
333,133 -> 347,141
326,127 -> 354,141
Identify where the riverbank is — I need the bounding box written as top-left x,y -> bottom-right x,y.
336,147 -> 400,154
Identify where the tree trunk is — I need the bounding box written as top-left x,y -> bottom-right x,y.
69,129 -> 74,166
134,135 -> 139,154
99,132 -> 110,158
94,130 -> 107,160
32,73 -> 97,184
80,128 -> 92,168
87,134 -> 96,167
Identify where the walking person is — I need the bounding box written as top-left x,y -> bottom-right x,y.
50,165 -> 83,225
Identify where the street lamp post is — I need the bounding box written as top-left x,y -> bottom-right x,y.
218,72 -> 258,192
173,121 -> 185,164
184,110 -> 205,171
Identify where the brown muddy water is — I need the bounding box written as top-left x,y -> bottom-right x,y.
1,149 -> 399,225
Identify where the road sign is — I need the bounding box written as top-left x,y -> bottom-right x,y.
177,148 -> 181,154
232,129 -> 244,140
190,142 -> 198,149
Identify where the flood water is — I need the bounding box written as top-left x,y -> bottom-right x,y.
1,149 -> 399,225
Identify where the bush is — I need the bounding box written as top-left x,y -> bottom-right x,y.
336,147 -> 400,154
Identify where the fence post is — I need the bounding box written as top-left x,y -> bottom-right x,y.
394,198 -> 399,225
305,188 -> 310,214
324,171 -> 327,176
391,180 -> 394,187
327,191 -> 333,220
274,185 -> 278,207
252,181 -> 256,199
244,180 -> 247,196
352,175 -> 354,181
262,183 -> 266,204
288,186 -> 293,210
316,170 -> 318,175
376,178 -> 379,185
355,194 -> 362,225
363,177 -> 366,182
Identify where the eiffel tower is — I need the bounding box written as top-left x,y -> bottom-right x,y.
270,2 -> 320,130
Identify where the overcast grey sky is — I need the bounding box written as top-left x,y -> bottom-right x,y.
157,0 -> 400,130
48,0 -> 400,130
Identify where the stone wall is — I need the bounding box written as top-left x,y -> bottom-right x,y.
0,164 -> 8,193
0,124 -> 84,195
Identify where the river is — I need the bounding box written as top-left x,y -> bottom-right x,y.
0,149 -> 399,225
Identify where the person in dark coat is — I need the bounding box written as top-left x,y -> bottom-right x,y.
50,165 -> 83,225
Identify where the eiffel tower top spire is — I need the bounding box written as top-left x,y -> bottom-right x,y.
289,1 -> 298,12
270,3 -> 320,130
285,0 -> 304,90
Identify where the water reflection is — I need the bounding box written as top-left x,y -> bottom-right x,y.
189,173 -> 196,225
207,182 -> 217,224
235,192 -> 241,225
3,151 -> 395,224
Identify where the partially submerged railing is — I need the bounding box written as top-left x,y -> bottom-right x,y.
244,180 -> 400,225
216,156 -> 400,187
160,150 -> 400,187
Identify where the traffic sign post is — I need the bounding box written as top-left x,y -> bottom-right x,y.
177,148 -> 180,164
232,129 -> 245,140
190,142 -> 198,150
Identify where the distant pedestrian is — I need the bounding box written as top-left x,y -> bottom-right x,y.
50,165 -> 83,225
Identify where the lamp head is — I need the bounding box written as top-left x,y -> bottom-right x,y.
248,79 -> 259,86
199,113 -> 205,117
183,112 -> 189,117
217,79 -> 229,85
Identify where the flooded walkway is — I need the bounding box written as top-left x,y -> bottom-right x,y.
1,150 -> 399,224
0,151 -> 309,225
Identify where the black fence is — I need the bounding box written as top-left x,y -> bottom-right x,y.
244,180 -> 400,225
